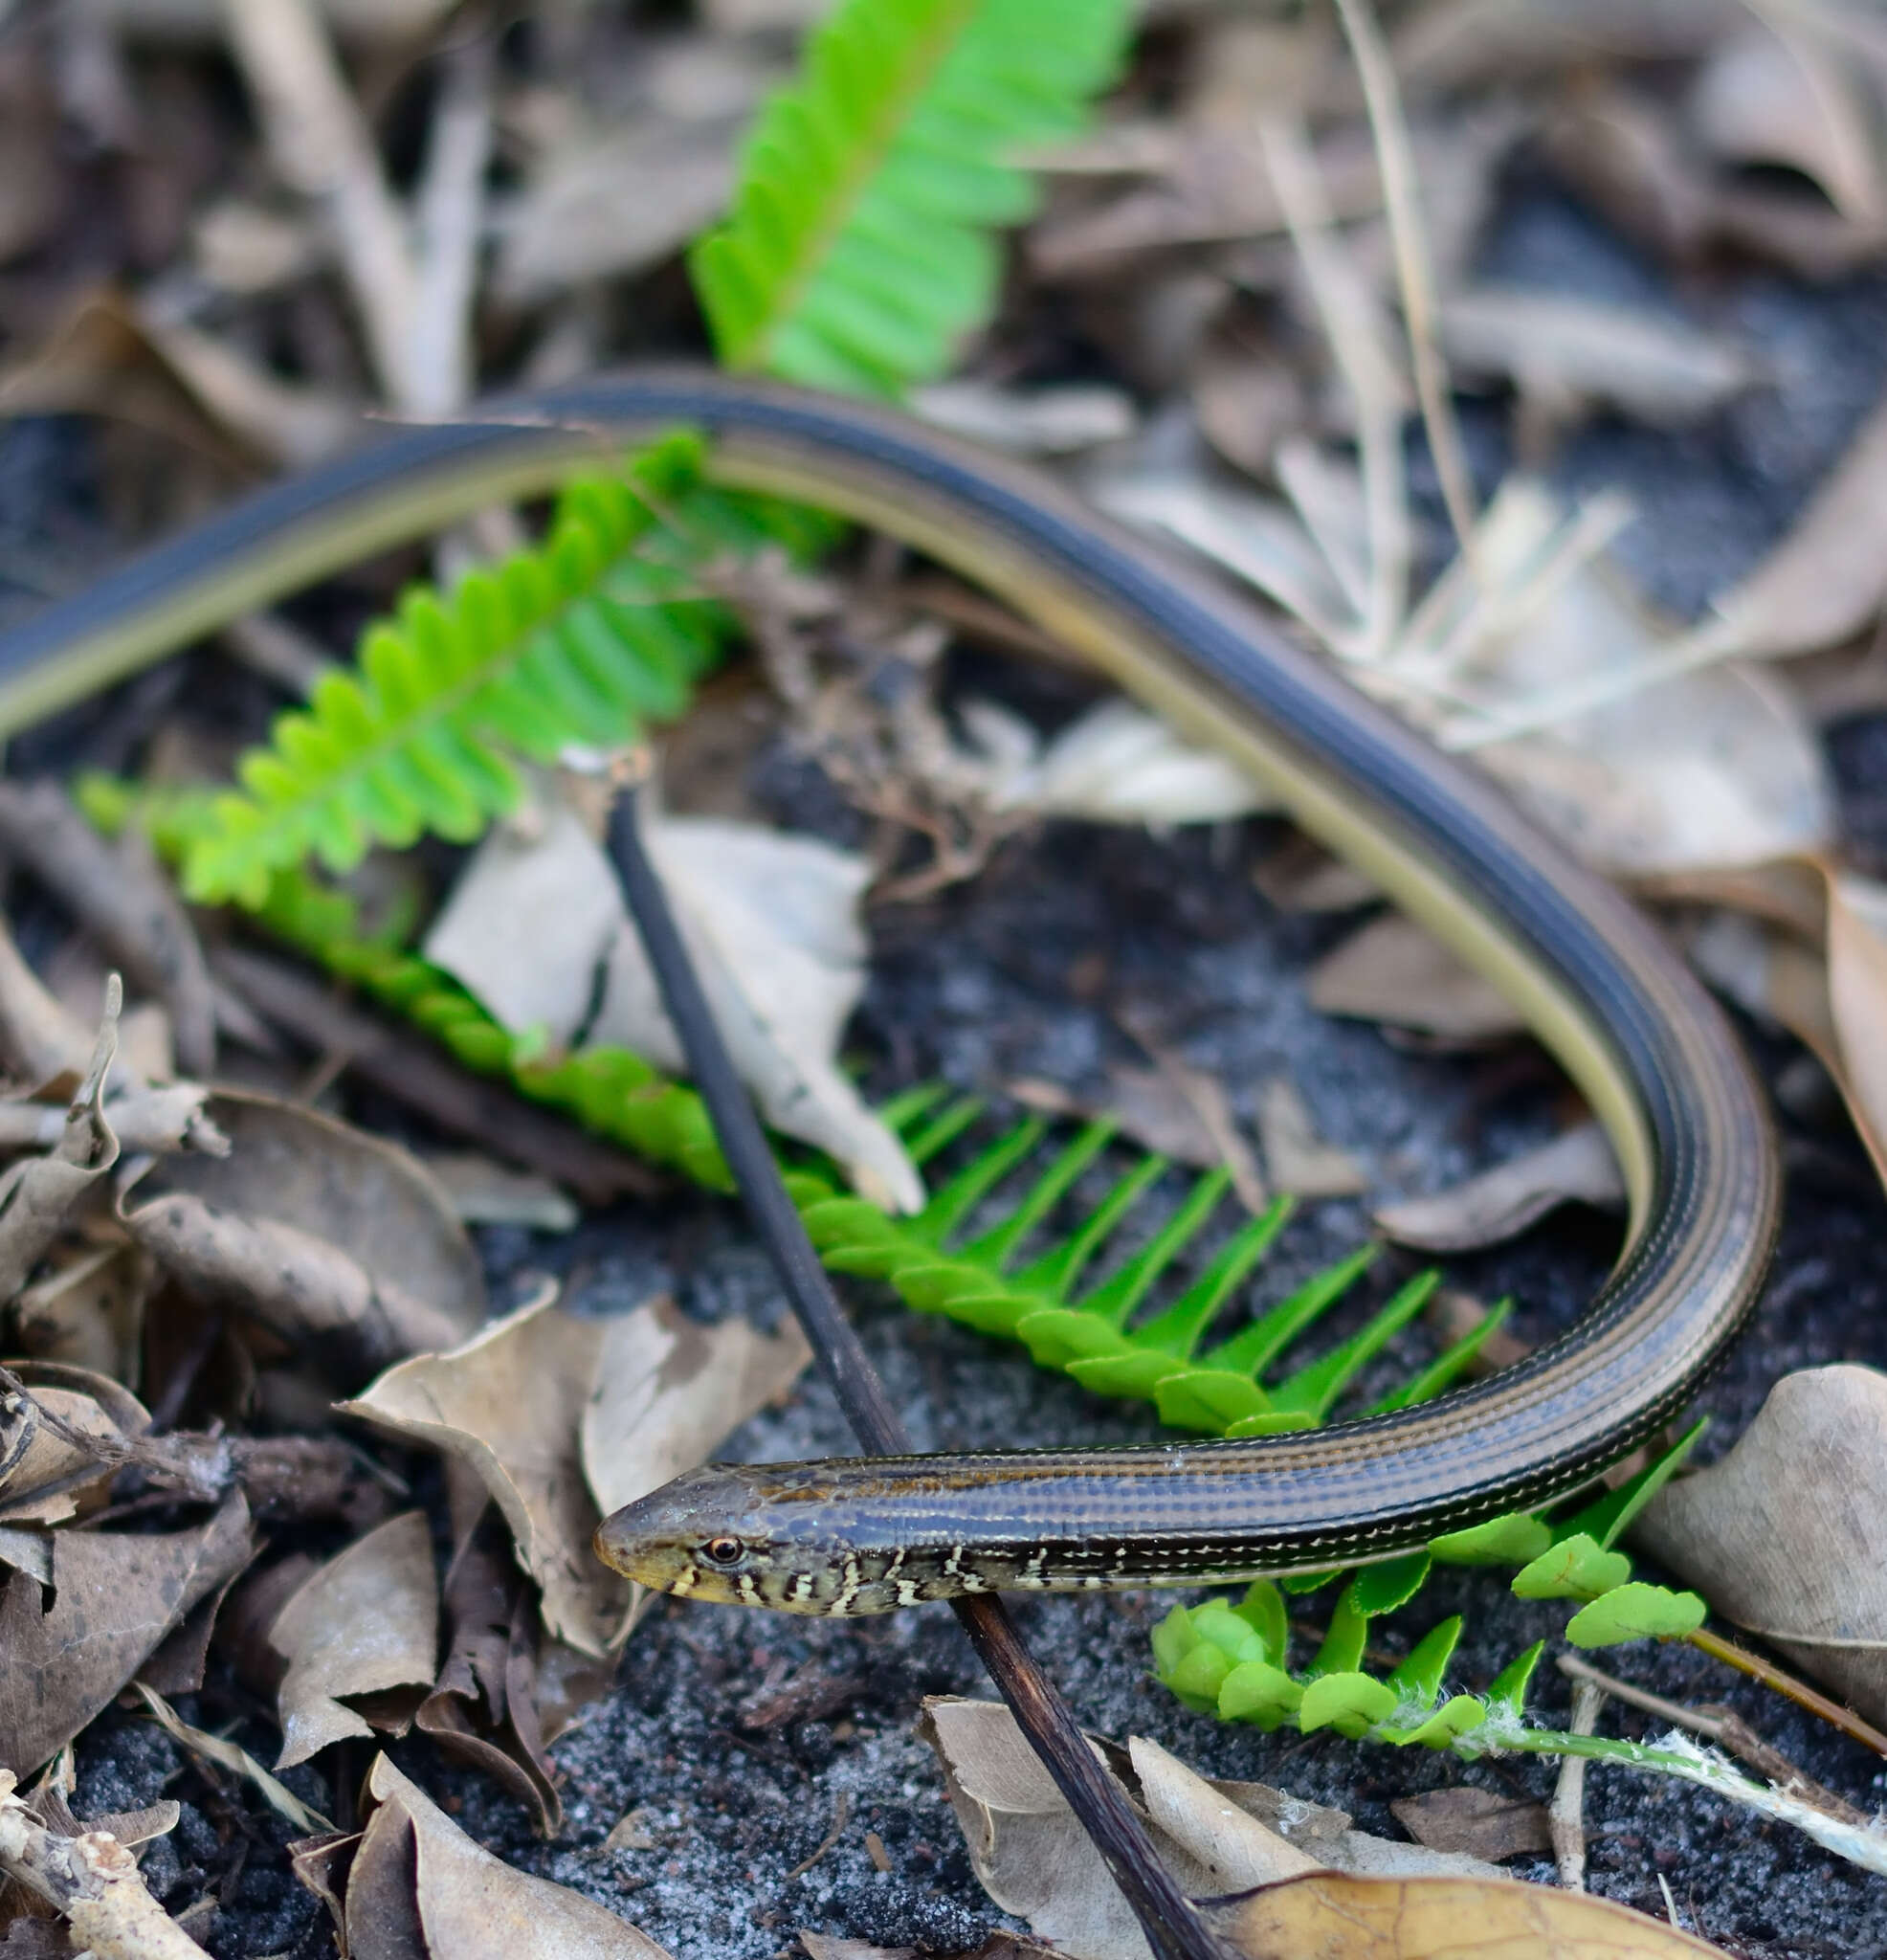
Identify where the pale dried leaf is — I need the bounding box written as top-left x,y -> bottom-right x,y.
1202,1867 -> 1727,1958
1254,1077 -> 1365,1198
271,1511 -> 439,1768
492,121 -> 739,302
1689,22 -> 1885,222
1439,286 -> 1760,426
1634,1365 -> 1887,1729
922,1701 -> 1504,1960
580,1294 -> 810,1523
425,790 -> 921,1213
911,381 -> 1135,456
1308,912 -> 1526,1040
339,1289 -> 629,1659
356,1755 -> 674,1959
980,699 -> 1274,825
131,1682 -> 329,1836
422,1154 -> 579,1232
1825,872 -> 1887,1180
1706,390 -> 1887,660
0,1495 -> 252,1774
1009,1071 -> 1236,1171
0,1371 -> 146,1526
1375,1122 -> 1624,1252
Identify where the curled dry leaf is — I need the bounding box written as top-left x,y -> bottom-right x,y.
1200,1868 -> 1726,1959
0,1494 -> 252,1774
1374,1121 -> 1624,1252
132,1682 -> 329,1838
1633,1365 -> 1887,1730
416,1507 -> 565,1838
0,918 -> 105,1089
334,1754 -> 675,1960
1309,912 -> 1525,1041
0,991 -> 122,1304
270,1510 -> 439,1768
122,1088 -> 484,1378
424,786 -> 921,1214
341,1288 -> 626,1659
921,1699 -> 1499,1960
0,1362 -> 149,1526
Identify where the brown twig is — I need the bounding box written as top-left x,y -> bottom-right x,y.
1684,1626 -> 1887,1763
210,946 -> 664,1205
606,778 -> 1235,1960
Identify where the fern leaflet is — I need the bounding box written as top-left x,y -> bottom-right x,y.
180,435 -> 832,908
690,0 -> 1129,393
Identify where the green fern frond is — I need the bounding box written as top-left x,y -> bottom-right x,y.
1152,1425 -> 1710,1759
179,435 -> 832,908
691,0 -> 1129,393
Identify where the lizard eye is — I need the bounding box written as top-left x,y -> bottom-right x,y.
702,1535 -> 744,1568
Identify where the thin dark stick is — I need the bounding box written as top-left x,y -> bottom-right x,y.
606,780 -> 1232,1960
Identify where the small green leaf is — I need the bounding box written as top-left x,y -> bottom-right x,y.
1308,1594 -> 1369,1678
1386,1615 -> 1462,1709
1151,1368 -> 1269,1434
1299,1672 -> 1398,1736
1191,1602 -> 1268,1665
1345,1550 -> 1432,1618
1150,1604 -> 1198,1682
1511,1533 -> 1632,1602
1012,1307 -> 1137,1370
1065,1350 -> 1189,1400
1485,1639 -> 1545,1714
1429,1512 -> 1553,1566
1385,1695 -> 1488,1749
1279,1567 -> 1342,1595
1217,1658 -> 1303,1729
1565,1583 -> 1706,1649
1559,1418 -> 1707,1549
1231,1581 -> 1288,1664
1165,1639 -> 1234,1712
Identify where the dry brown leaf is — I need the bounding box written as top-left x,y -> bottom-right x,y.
1374,1122 -> 1624,1253
0,1494 -> 252,1774
1634,1365 -> 1887,1730
270,1511 -> 439,1768
347,1755 -> 674,1960
1201,1867 -> 1727,1958
416,1508 -> 564,1837
1308,912 -> 1525,1041
1684,879 -> 1887,1187
1251,836 -> 1380,913
1388,1787 -> 1553,1863
921,1700 -> 1500,1960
